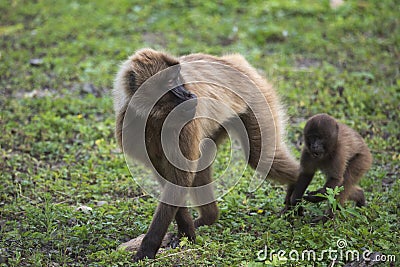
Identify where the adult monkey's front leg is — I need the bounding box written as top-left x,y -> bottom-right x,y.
133,172 -> 193,262
133,201 -> 179,261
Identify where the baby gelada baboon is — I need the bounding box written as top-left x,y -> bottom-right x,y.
285,113 -> 372,221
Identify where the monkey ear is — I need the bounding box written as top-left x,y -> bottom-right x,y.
163,55 -> 181,78
161,53 -> 180,67
127,71 -> 136,92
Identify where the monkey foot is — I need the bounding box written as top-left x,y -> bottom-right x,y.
133,250 -> 155,262
118,232 -> 174,252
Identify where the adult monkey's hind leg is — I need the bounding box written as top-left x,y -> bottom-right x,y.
239,109 -> 300,214
175,207 -> 196,240
191,167 -> 219,228
169,207 -> 196,248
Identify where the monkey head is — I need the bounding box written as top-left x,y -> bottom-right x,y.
118,48 -> 197,121
303,113 -> 339,159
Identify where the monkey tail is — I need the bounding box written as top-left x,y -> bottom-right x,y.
268,146 -> 300,184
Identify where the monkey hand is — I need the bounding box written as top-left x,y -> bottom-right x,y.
169,234 -> 181,249
133,249 -> 156,262
304,189 -> 326,203
307,188 -> 326,196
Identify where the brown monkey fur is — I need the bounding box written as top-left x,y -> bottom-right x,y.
287,113 -> 372,221
113,48 -> 299,261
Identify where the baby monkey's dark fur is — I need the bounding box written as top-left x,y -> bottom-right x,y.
285,114 -> 372,221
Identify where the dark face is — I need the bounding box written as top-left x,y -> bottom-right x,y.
304,114 -> 338,159
130,50 -> 198,120
154,68 -> 197,120
166,73 -> 197,109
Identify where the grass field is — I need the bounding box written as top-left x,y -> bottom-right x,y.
1,0 -> 399,266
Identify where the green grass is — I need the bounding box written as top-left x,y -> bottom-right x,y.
1,0 -> 399,266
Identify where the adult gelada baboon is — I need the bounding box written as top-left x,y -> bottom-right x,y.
113,48 -> 299,261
